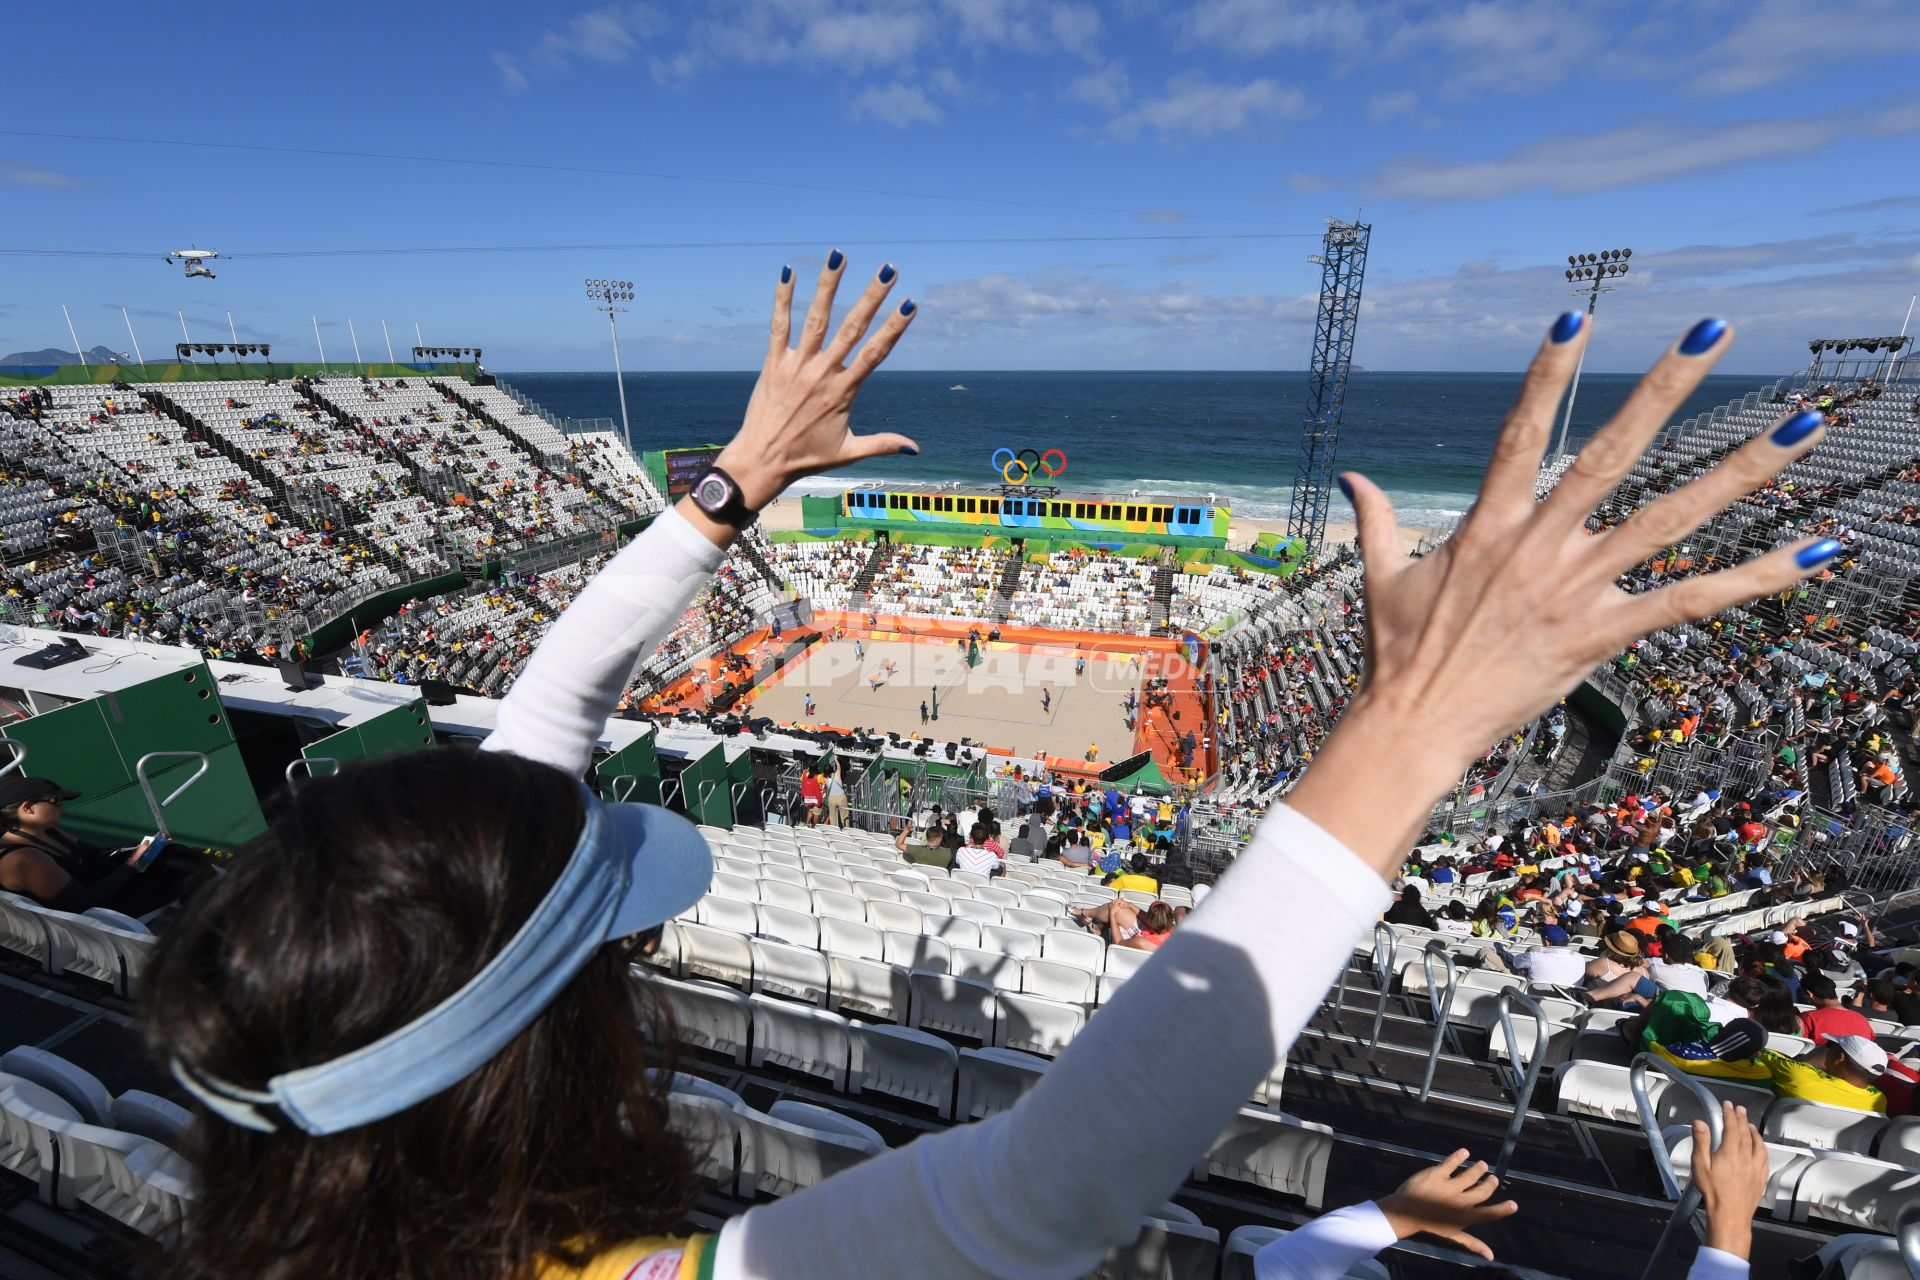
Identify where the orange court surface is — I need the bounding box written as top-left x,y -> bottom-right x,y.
640,610 -> 1215,784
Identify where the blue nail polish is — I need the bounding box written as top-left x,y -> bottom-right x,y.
1551,311 -> 1583,344
780,265 -> 792,284
899,299 -> 916,316
827,250 -> 844,271
1679,318 -> 1728,356
899,444 -> 918,456
1795,539 -> 1843,569
1337,475 -> 1354,501
879,264 -> 896,284
1770,410 -> 1823,448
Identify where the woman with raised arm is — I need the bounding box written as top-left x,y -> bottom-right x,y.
147,258 -> 1836,1280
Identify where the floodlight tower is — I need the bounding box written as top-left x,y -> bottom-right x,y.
1552,247 -> 1631,462
1287,218 -> 1371,554
587,278 -> 636,457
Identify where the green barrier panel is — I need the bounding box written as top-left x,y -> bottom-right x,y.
594,732 -> 662,805
724,747 -> 758,820
6,667 -> 267,850
671,743 -> 733,828
800,495 -> 842,528
302,698 -> 435,770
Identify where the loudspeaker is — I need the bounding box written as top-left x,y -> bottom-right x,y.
421,679 -> 459,706
1098,750 -> 1154,783
19,637 -> 87,671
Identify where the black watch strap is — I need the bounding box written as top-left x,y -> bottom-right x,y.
689,464 -> 757,528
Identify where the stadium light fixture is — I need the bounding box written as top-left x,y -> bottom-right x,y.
587,277 -> 637,458
1550,245 -> 1632,464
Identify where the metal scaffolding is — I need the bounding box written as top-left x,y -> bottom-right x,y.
1287,218 -> 1371,553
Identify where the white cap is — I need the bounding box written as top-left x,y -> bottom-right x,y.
1766,929 -> 1791,945
1833,1035 -> 1889,1079
1840,921 -> 1860,938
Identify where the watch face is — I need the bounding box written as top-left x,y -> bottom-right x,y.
695,474 -> 731,509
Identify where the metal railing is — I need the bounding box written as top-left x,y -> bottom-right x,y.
134,750 -> 210,838
1492,988 -> 1550,1179
1629,1051 -> 1726,1280
1415,940 -> 1458,1104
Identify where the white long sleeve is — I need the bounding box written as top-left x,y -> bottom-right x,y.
715,803 -> 1391,1280
1252,1203 -> 1396,1280
1689,1248 -> 1748,1280
465,509 -> 1394,1278
481,507 -> 724,775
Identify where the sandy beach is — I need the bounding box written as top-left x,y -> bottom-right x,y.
753,498 -> 1444,555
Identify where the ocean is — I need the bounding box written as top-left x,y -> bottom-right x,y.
498,370 -> 1776,529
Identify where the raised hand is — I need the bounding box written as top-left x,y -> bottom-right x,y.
715,252 -> 920,512
1692,1103 -> 1769,1260
1377,1149 -> 1520,1261
1288,314 -> 1833,870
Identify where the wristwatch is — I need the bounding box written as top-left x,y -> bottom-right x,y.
688,465 -> 757,528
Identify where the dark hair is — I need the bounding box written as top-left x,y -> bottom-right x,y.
1724,975 -> 1773,1010
1800,971 -> 1838,1002
969,822 -> 988,845
1751,994 -> 1804,1036
146,748 -> 698,1280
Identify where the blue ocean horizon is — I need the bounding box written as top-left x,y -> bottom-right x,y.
500,370 -> 1785,528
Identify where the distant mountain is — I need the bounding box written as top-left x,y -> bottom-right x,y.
0,344 -> 124,367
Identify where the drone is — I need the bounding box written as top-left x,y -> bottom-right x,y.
164,248 -> 220,279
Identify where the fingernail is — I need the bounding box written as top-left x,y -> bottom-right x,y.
879,263 -> 896,284
1679,318 -> 1728,356
1337,475 -> 1354,501
900,298 -> 916,316
827,249 -> 845,271
899,444 -> 918,455
1770,410 -> 1823,448
1551,311 -> 1583,344
1795,539 -> 1843,569
780,265 -> 792,284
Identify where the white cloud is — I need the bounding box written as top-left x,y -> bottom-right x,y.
492,52 -> 529,91
1179,0 -> 1373,57
1059,61 -> 1130,113
1373,96 -> 1920,202
849,82 -> 944,126
1367,90 -> 1417,122
4,162 -> 86,190
1690,0 -> 1920,96
1109,75 -> 1313,142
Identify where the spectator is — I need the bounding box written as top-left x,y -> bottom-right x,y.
0,774 -> 192,917
798,768 -> 824,826
1072,898 -> 1178,951
1108,855 -> 1159,896
1383,884 -> 1436,930
895,820 -> 952,870
823,764 -> 849,828
1798,971 -> 1874,1044
1759,1034 -> 1889,1113
954,822 -> 1004,877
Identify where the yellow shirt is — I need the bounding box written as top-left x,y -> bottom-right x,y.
538,1234 -> 712,1280
1759,1051 -> 1887,1113
1109,873 -> 1160,895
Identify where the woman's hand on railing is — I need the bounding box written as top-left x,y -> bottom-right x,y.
1289,316 -> 1834,875
712,253 -> 920,514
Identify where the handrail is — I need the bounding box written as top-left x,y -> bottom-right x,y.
658,776 -> 684,812
134,750 -> 211,838
605,774 -> 640,803
694,778 -> 720,822
1417,940 -> 1458,1103
1366,921 -> 1397,1048
1630,1051 -> 1727,1280
1899,1201 -> 1920,1280
1492,987 -> 1550,1179
284,756 -> 341,787
0,736 -> 26,778
1334,919 -> 1386,1016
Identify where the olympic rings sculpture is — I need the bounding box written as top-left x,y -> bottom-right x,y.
990,446 -> 1069,485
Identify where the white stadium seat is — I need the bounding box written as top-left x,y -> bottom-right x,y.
0,1048 -> 112,1125
863,899 -> 922,933
820,916 -> 884,962
1091,1217 -> 1220,1280
747,937 -> 830,1007
1022,957 -> 1095,1004
980,924 -> 1042,959
698,894 -> 759,933
736,1105 -> 884,1199
0,1079 -> 80,1202
850,1024 -> 958,1118
885,931 -> 952,973
1762,1097 -> 1885,1155
1043,928 -> 1106,973
754,903 -> 820,950
1199,1110 -> 1334,1207
748,995 -> 852,1089
667,1092 -> 744,1187
993,991 -> 1085,1057
649,975 -> 750,1064
910,971 -> 997,1044
676,922 -> 754,989
827,954 -> 912,1023
956,1046 -> 1047,1120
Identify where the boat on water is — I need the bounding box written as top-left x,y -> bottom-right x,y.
949,384 -> 966,391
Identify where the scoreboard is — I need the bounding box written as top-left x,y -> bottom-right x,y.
661,444 -> 727,499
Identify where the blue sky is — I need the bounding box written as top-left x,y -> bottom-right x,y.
3,0 -> 1917,373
